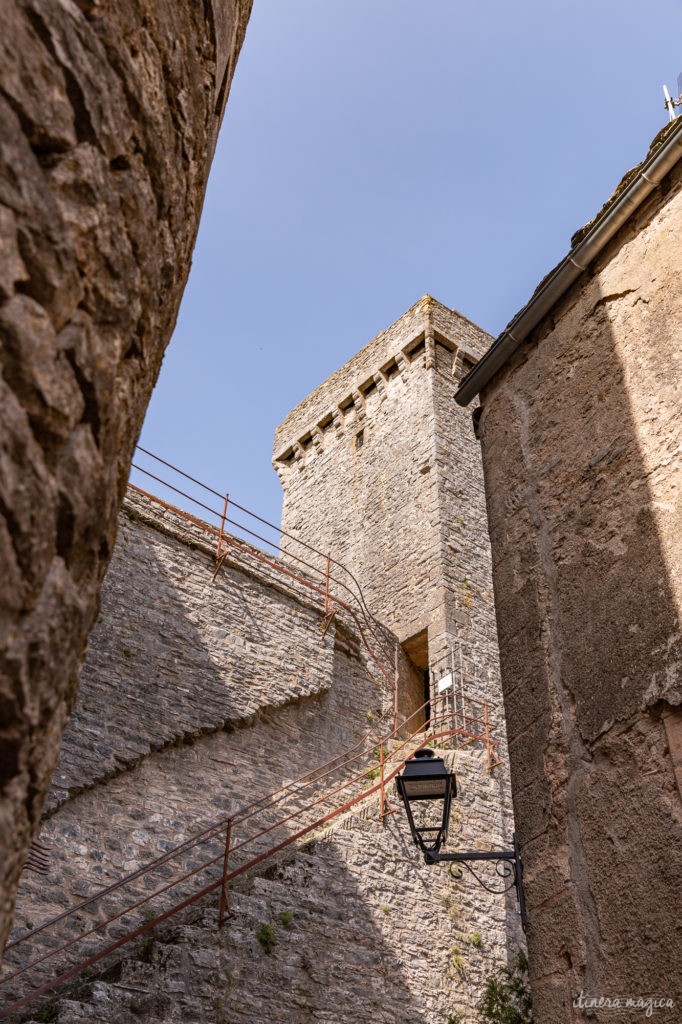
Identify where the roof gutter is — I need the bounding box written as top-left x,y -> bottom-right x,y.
455,117 -> 682,406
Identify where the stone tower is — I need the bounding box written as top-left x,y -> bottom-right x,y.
273,295 -> 500,723
2,298 -> 522,1022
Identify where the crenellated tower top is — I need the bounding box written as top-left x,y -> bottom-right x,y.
273,296 -> 499,719
273,295 -> 489,469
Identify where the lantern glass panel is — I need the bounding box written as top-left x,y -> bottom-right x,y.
400,777 -> 448,799
396,751 -> 456,855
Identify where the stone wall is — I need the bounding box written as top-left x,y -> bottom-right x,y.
429,338 -> 501,689
2,491 -> 522,1021
46,488 -> 346,812
478,158 -> 682,1020
0,0 -> 252,952
273,296 -> 499,696
11,750 -> 522,1024
9,486 -> 396,877
2,490 -> 397,999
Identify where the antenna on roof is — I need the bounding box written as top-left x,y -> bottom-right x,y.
662,76 -> 682,121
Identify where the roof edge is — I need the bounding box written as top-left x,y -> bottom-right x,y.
455,117 -> 682,406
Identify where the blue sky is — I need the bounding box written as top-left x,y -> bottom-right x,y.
133,0 -> 682,532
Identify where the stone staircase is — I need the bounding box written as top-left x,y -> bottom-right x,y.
13,778 -> 517,1024
3,719 -> 402,1012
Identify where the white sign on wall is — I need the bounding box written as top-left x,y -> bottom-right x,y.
438,672 -> 453,693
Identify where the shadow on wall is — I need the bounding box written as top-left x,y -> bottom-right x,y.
482,228 -> 682,1021
177,816 -> 470,1024
43,507 -> 362,809
495,763 -> 525,967
3,517 -> 386,1001
11,811 -> 515,1024
0,0 -> 252,957
2,508 -> 521,1021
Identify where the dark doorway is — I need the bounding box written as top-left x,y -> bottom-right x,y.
401,628 -> 430,729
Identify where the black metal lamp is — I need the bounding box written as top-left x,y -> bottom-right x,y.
394,748 -> 456,856
396,749 -> 526,928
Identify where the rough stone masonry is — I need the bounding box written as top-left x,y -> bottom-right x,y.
4,489 -> 396,1004
3,300 -> 522,1020
0,0 -> 252,953
468,134 -> 682,1021
4,492 -> 519,1023
274,295 -> 501,696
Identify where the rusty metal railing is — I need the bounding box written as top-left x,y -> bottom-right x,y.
0,701 -> 500,1019
128,448 -> 401,729
0,459 -> 503,1017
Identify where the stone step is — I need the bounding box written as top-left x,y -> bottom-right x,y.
14,762 -> 513,1024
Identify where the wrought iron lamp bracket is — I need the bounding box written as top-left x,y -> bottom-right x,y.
423,832 -> 526,929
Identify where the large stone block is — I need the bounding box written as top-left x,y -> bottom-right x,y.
0,0 -> 252,952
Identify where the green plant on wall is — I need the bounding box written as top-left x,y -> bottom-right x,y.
366,747 -> 382,779
451,946 -> 466,977
475,949 -> 532,1024
456,578 -> 476,609
256,923 -> 277,952
441,890 -> 460,920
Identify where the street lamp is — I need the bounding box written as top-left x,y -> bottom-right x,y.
396,748 -> 526,928
394,748 -> 456,856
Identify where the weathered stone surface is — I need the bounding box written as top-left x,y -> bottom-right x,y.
274,296 -> 500,707
2,341 -> 521,1020
0,0 -> 252,953
3,494 -> 521,1019
2,492 -> 396,1001
479,159 -> 682,1019
45,491 -> 345,811
11,753 -> 522,1024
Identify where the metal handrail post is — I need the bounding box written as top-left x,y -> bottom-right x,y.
484,699 -> 491,773
216,493 -> 229,561
324,554 -> 331,615
393,645 -> 399,737
379,741 -> 386,821
218,819 -> 233,928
